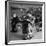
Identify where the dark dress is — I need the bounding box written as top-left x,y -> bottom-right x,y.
22,20 -> 28,34
22,17 -> 32,34
22,15 -> 33,34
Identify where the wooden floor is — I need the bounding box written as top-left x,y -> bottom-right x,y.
8,29 -> 42,43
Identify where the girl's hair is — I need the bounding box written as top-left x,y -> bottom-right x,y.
26,11 -> 32,14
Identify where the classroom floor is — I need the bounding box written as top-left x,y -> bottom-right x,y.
8,29 -> 42,43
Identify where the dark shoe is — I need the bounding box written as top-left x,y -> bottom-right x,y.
29,37 -> 32,39
23,38 -> 27,40
10,30 -> 17,32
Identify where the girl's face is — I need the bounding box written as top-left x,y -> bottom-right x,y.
13,13 -> 16,17
27,13 -> 32,17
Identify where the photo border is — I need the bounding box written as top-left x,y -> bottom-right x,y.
5,1 -> 45,45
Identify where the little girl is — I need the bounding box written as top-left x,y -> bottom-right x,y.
25,23 -> 33,39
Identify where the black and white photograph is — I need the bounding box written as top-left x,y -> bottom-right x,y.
5,1 -> 45,45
